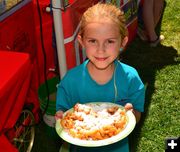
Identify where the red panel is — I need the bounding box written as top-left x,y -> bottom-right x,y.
32,0 -> 56,83
0,52 -> 30,152
127,18 -> 138,44
0,51 -> 31,133
0,2 -> 40,117
0,134 -> 18,152
0,2 -> 37,61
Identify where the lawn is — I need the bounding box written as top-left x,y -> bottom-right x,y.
122,0 -> 180,151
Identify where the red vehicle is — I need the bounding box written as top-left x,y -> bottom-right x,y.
0,0 -> 141,152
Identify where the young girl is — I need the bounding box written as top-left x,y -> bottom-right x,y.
56,3 -> 145,152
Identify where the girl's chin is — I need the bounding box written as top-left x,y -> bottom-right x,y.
91,63 -> 112,70
88,59 -> 114,70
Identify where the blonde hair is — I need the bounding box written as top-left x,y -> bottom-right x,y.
79,3 -> 128,39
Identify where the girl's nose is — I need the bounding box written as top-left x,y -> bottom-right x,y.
96,43 -> 106,53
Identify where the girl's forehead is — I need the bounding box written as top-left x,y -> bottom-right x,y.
83,22 -> 120,37
87,17 -> 113,25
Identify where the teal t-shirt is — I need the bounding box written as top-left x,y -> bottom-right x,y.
56,59 -> 145,152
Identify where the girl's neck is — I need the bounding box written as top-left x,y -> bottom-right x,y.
87,61 -> 115,85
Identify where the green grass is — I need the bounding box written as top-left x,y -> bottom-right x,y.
122,0 -> 180,151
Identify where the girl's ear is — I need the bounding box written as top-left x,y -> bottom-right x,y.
77,34 -> 84,47
121,36 -> 128,48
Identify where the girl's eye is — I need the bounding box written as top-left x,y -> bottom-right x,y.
88,39 -> 96,43
107,40 -> 115,43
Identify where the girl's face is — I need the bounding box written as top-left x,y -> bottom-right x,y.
78,21 -> 128,70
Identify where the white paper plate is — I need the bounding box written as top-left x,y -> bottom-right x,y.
55,102 -> 136,147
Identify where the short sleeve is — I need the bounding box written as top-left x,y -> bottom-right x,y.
128,72 -> 145,112
56,79 -> 71,112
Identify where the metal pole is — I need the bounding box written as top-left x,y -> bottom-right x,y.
52,0 -> 67,79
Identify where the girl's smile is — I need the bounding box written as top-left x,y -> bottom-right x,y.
95,57 -> 108,61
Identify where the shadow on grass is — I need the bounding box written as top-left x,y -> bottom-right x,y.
121,36 -> 179,152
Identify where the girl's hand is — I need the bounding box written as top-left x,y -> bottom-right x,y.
124,103 -> 133,112
124,103 -> 141,123
55,110 -> 64,120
